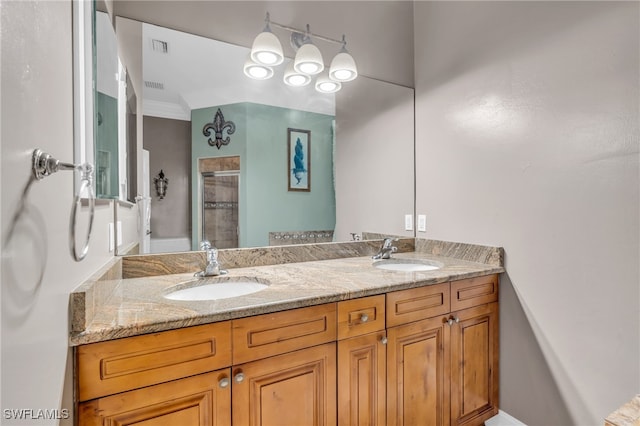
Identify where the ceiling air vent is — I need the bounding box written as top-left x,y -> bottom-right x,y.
144,81 -> 164,90
151,39 -> 168,53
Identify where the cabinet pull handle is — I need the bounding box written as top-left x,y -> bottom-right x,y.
380,336 -> 388,345
218,377 -> 230,388
455,317 -> 460,323
447,318 -> 454,326
234,372 -> 245,383
360,313 -> 369,323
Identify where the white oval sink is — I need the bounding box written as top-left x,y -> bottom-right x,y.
373,259 -> 442,272
164,277 -> 269,301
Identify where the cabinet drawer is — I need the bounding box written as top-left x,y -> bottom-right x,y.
337,295 -> 385,340
386,282 -> 450,327
77,321 -> 232,402
450,274 -> 498,311
232,303 -> 337,364
78,369 -> 231,426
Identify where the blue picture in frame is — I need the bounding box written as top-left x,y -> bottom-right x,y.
288,128 -> 311,191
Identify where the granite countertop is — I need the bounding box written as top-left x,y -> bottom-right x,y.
70,250 -> 504,346
606,395 -> 640,426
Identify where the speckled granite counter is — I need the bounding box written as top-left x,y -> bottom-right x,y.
606,395 -> 640,426
69,243 -> 504,346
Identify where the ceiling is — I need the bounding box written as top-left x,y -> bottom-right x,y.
141,22 -> 336,120
112,1 -> 415,88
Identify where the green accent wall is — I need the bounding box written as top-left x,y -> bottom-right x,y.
95,91 -> 119,198
191,103 -> 335,248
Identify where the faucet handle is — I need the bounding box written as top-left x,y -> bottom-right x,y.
382,237 -> 397,248
200,240 -> 211,250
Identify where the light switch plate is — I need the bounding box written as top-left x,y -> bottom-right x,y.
108,223 -> 114,252
418,215 -> 427,232
116,221 -> 122,247
404,214 -> 413,231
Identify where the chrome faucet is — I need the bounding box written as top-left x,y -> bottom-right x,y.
372,238 -> 398,260
195,240 -> 227,277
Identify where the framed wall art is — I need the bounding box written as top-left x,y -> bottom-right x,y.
287,128 -> 311,192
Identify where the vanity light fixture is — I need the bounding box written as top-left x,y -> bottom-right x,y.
249,13 -> 284,66
245,13 -> 358,93
315,71 -> 342,94
154,169 -> 168,200
329,35 -> 358,82
243,56 -> 274,80
283,61 -> 311,87
293,25 -> 324,76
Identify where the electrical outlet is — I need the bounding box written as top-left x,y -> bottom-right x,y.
418,215 -> 427,232
404,214 -> 413,231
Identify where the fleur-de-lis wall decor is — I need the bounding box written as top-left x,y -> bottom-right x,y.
202,108 -> 236,149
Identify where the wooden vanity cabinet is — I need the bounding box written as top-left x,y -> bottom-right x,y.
385,275 -> 499,426
76,321 -> 233,426
231,303 -> 338,426
336,295 -> 386,426
78,369 -> 232,426
76,275 -> 499,426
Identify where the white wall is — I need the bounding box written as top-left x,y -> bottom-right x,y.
335,77 -> 415,240
1,1 -> 115,424
414,2 -> 639,425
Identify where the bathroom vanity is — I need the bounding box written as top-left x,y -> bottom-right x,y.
71,240 -> 503,426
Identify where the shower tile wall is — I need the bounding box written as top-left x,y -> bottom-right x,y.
203,174 -> 238,249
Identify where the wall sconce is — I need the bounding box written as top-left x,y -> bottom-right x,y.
244,13 -> 358,93
154,169 -> 168,200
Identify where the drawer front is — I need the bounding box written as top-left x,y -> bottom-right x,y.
232,303 -> 337,364
337,295 -> 385,340
450,274 -> 499,312
77,321 -> 232,402
386,283 -> 450,327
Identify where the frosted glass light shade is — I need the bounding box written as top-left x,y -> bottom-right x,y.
329,51 -> 358,82
315,72 -> 341,93
250,31 -> 284,66
294,43 -> 324,75
283,62 -> 311,86
243,57 -> 274,80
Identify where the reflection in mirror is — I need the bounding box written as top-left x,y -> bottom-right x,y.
94,11 -> 119,198
113,17 -> 414,254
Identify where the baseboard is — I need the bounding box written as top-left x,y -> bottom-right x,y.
485,410 -> 527,426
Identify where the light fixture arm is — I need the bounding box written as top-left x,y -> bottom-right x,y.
269,20 -> 345,46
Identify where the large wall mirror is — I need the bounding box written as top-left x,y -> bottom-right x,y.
97,4 -> 415,254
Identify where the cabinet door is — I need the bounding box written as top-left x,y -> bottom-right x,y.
78,369 -> 231,426
337,331 -> 386,426
387,317 -> 450,426
232,343 -> 336,426
450,302 -> 499,426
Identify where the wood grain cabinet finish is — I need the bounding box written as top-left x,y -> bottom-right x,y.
232,343 -> 337,426
232,303 -> 337,364
337,331 -> 387,426
386,315 -> 450,426
76,321 -> 232,401
337,295 -> 385,340
385,274 -> 499,426
386,282 -> 450,328
78,369 -> 232,426
450,302 -> 499,426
